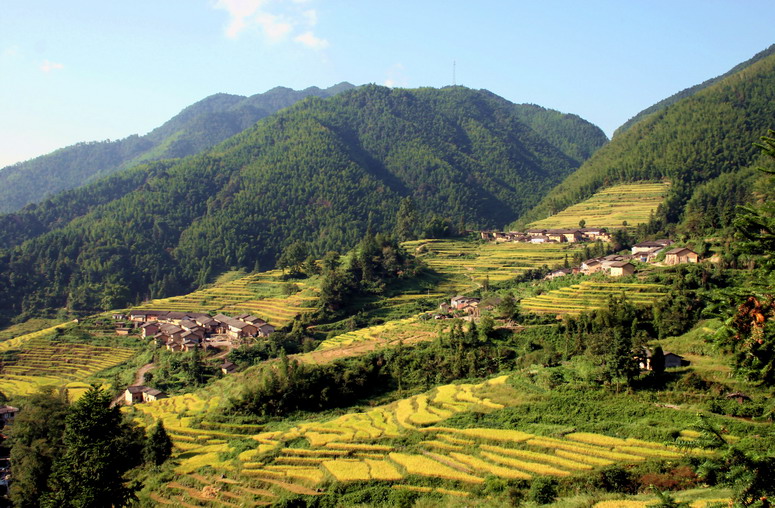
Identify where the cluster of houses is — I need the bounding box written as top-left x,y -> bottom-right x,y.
115,310 -> 275,352
481,228 -> 612,244
544,239 -> 701,281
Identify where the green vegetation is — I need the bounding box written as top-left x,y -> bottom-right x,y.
517,49 -> 775,233
0,83 -> 355,214
0,85 -> 606,323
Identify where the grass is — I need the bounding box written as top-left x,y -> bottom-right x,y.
527,182 -> 670,230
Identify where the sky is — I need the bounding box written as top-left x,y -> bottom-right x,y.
1,1 -> 774,168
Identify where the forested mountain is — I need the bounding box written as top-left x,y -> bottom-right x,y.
0,83 -> 355,213
613,44 -> 775,138
515,47 -> 775,233
0,85 -> 607,321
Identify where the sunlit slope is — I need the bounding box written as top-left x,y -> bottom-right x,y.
133,375 -> 712,506
404,238 -> 581,293
0,323 -> 138,398
527,182 -> 670,229
132,270 -> 318,327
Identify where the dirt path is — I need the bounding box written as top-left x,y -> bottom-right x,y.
111,362 -> 156,406
133,362 -> 156,385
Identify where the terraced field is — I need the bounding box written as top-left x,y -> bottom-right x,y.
404,239 -> 581,293
315,315 -> 436,352
0,324 -> 138,398
521,281 -> 668,316
528,182 -> 670,230
135,375 -> 709,506
133,270 -> 318,327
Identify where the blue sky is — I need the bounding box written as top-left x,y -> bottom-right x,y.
1,1 -> 773,168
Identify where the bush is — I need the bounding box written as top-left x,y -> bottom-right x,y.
527,477 -> 558,505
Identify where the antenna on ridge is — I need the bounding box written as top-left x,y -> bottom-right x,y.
453,60 -> 456,86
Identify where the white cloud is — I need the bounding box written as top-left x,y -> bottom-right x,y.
213,0 -> 266,39
213,0 -> 329,50
256,11 -> 293,42
384,63 -> 407,88
294,31 -> 328,50
40,60 -> 64,73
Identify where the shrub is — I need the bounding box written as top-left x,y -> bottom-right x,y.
527,477 -> 558,505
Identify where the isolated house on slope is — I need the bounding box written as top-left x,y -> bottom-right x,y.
665,247 -> 699,265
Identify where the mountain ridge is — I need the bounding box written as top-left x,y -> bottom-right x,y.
0,84 -> 607,320
0,82 -> 356,213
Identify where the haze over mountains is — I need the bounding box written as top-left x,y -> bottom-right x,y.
0,82 -> 355,213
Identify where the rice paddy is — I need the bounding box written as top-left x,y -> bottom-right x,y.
527,182 -> 670,230
137,372 -> 712,506
0,324 -> 138,398
521,281 -> 668,316
403,239 -> 582,292
132,269 -> 318,327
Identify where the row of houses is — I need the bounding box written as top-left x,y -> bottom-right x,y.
481,228 -> 612,244
544,241 -> 701,281
120,310 -> 275,352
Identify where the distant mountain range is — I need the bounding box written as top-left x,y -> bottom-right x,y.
0,85 -> 607,319
0,82 -> 355,213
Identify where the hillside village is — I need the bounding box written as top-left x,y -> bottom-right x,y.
481,227 -> 700,280
114,310 -> 276,352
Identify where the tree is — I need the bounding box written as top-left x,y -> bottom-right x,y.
144,420 -> 173,466
42,386 -> 146,507
394,196 -> 418,242
579,219 -> 586,229
8,388 -> 69,508
734,130 -> 775,269
650,345 -> 665,375
276,241 -> 310,276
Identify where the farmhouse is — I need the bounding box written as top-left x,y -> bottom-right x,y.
450,296 -> 480,309
607,261 -> 635,277
124,385 -> 167,405
213,314 -> 259,340
545,268 -> 573,280
631,239 -> 673,255
664,352 -> 687,368
0,405 -> 19,426
221,361 -> 237,375
664,247 -> 699,265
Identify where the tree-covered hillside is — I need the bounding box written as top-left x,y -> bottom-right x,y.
613,44 -> 775,138
0,85 -> 606,321
0,83 -> 355,213
515,47 -> 775,231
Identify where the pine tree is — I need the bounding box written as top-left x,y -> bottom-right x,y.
42,386 -> 145,507
144,420 -> 173,466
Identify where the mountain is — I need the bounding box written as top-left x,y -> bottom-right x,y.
515,46 -> 775,232
613,44 -> 775,138
0,83 -> 355,214
0,85 -> 607,320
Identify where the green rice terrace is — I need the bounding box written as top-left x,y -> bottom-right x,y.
0,323 -> 139,398
403,238 -> 581,292
521,281 -> 669,316
132,269 -> 319,327
528,182 -> 670,230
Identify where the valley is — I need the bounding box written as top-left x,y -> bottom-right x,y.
1,39 -> 775,508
